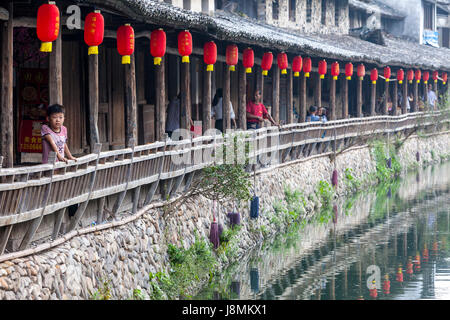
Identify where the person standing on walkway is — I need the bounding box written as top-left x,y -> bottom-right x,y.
212,88 -> 236,132
427,84 -> 438,110
246,89 -> 278,129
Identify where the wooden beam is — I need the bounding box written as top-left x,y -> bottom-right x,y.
258,66 -> 264,106
125,53 -> 138,147
343,78 -> 349,119
393,80 -> 398,114
223,63 -> 231,131
315,74 -> 322,110
238,65 -> 247,130
402,82 -> 408,114
155,56 -> 166,141
330,77 -> 336,120
356,77 -> 363,117
300,74 -> 307,122
287,69 -> 293,124
370,82 -> 376,116
413,81 -> 419,112
202,65 -> 212,134
423,82 -> 428,109
88,53 -> 100,150
49,31 -> 62,105
273,66 -> 280,123
180,60 -> 191,130
383,80 -> 389,115
1,4 -> 13,168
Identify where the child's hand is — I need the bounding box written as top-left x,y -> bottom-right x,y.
57,153 -> 68,163
68,156 -> 77,162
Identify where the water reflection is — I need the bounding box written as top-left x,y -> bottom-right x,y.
195,162 -> 450,300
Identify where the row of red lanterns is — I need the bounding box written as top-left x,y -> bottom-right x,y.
36,2 -> 449,83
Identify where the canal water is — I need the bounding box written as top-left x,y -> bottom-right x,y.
195,162 -> 450,300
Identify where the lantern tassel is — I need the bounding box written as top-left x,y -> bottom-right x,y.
305,72 -> 310,78
417,80 -> 420,83
88,46 -> 99,55
320,74 -> 325,79
333,76 -> 338,80
246,67 -> 252,74
182,56 -> 190,63
281,69 -> 287,75
434,79 -> 438,83
154,57 -> 162,65
346,76 -> 351,80
294,72 -> 299,77
122,55 -> 131,64
229,65 -> 235,72
262,70 -> 268,76
372,80 -> 376,84
386,78 -> 390,82
399,80 -> 403,84
206,64 -> 214,72
40,42 -> 52,53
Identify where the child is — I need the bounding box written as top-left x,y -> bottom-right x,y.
41,104 -> 76,164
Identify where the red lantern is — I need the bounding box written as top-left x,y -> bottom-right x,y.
150,29 -> 166,65
261,52 -> 273,76
117,24 -> 134,64
357,64 -> 365,80
292,56 -> 302,77
345,63 -> 353,80
443,72 -> 448,85
178,30 -> 192,63
204,41 -> 217,71
415,70 -> 421,83
243,48 -> 254,74
384,67 -> 391,82
331,62 -> 339,80
303,57 -> 312,78
397,69 -> 404,84
423,71 -> 430,84
36,2 -> 60,52
277,52 -> 288,75
433,71 -> 439,83
318,60 -> 327,79
226,44 -> 238,71
407,69 -> 414,83
371,68 -> 378,84
84,11 -> 104,55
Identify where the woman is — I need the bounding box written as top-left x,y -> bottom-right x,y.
212,88 -> 236,132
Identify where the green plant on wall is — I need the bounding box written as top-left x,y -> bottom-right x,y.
316,180 -> 334,208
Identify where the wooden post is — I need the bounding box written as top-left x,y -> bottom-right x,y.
315,74 -> 322,110
1,3 -> 13,168
356,77 -> 363,117
287,68 -> 293,124
180,60 -> 191,130
300,74 -> 307,122
88,53 -> 100,150
370,82 -> 376,116
273,66 -> 280,123
423,82 -> 428,109
393,80 -> 398,114
125,53 -> 137,147
258,65 -> 264,103
330,77 -> 336,120
202,65 -> 212,134
413,81 -> 419,112
223,63 -> 231,131
402,81 -> 408,114
238,65 -> 247,130
155,56 -> 166,141
383,80 -> 389,115
343,78 -> 349,119
49,32 -> 63,105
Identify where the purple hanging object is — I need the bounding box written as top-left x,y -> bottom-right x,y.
209,221 -> 219,249
386,157 -> 392,169
332,169 -> 338,188
227,212 -> 241,227
416,151 -> 420,162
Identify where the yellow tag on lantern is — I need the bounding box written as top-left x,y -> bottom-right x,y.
40,42 -> 52,52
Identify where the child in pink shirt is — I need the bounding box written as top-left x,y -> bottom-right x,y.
41,104 -> 76,164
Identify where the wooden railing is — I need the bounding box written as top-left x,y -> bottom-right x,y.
0,111 -> 448,257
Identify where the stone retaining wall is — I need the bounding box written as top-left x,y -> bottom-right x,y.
0,132 -> 448,300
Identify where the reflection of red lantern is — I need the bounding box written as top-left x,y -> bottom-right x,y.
406,258 -> 413,275
383,275 -> 390,295
415,70 -> 421,83
151,29 -> 166,65
345,63 -> 353,80
369,279 -> 377,299
318,60 -> 327,79
292,56 -> 302,77
414,252 -> 421,272
423,246 -> 429,262
357,64 -> 365,80
442,72 -> 447,85
277,52 -> 288,75
303,57 -> 312,77
423,71 -> 429,84
371,68 -> 378,84
331,62 -> 339,80
204,41 -> 217,71
117,24 -> 134,64
261,52 -> 273,76
178,30 -> 192,63
37,2 -> 60,52
433,71 -> 439,83
226,44 -> 238,71
243,48 -> 254,73
384,67 -> 391,82
84,11 -> 104,55
407,69 -> 414,84
397,69 -> 404,84
396,266 -> 403,283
